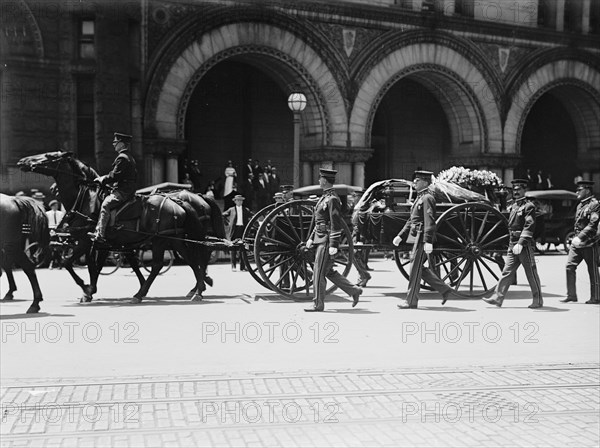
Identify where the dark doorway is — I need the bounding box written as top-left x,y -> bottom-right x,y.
367,78 -> 451,185
185,60 -> 293,195
521,93 -> 577,190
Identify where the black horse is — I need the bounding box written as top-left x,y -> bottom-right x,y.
0,194 -> 50,313
18,151 -> 225,302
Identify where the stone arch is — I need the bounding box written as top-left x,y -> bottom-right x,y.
349,43 -> 502,153
0,0 -> 44,58
505,60 -> 600,155
147,22 -> 347,147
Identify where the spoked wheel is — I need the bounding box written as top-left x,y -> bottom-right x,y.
434,203 -> 508,298
253,200 -> 353,299
100,251 -> 123,275
137,248 -> 175,275
240,204 -> 278,289
24,242 -> 49,268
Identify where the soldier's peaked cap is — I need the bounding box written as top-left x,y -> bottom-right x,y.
280,185 -> 294,191
319,168 -> 337,180
113,132 -> 132,144
413,170 -> 433,179
511,178 -> 528,187
233,194 -> 245,200
576,180 -> 595,187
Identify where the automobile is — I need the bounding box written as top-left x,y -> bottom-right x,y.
525,189 -> 578,252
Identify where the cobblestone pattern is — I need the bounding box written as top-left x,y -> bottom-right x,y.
1,365 -> 598,447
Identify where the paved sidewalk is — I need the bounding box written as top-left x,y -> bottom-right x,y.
1,364 -> 598,447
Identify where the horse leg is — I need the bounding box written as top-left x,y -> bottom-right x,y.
124,251 -> 146,288
1,263 -> 17,301
82,249 -> 108,302
13,251 -> 43,313
131,246 -> 165,303
179,244 -> 205,301
62,243 -> 92,298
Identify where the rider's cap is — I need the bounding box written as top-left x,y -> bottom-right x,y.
113,132 -> 132,144
32,192 -> 46,200
280,185 -> 294,192
511,178 -> 528,188
49,199 -> 59,207
273,192 -> 284,200
413,170 -> 434,181
576,180 -> 594,188
233,194 -> 245,201
319,168 -> 337,182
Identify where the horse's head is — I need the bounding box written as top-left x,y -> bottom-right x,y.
17,151 -> 72,177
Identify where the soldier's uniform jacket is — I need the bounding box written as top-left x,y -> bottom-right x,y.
507,197 -> 536,245
398,188 -> 436,244
574,196 -> 600,247
105,149 -> 137,196
310,187 -> 343,249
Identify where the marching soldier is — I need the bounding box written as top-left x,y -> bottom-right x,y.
304,168 -> 362,312
483,179 -> 543,308
89,132 -> 137,243
561,180 -> 599,304
393,170 -> 454,309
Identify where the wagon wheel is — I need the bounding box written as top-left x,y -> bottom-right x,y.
240,204 -> 278,289
434,203 -> 508,298
24,242 -> 49,268
253,199 -> 353,299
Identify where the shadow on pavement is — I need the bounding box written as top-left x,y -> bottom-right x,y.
63,297 -> 230,307
0,312 -> 75,320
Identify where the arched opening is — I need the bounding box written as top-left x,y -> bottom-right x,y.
367,78 -> 452,184
520,93 -> 577,189
185,60 -> 294,197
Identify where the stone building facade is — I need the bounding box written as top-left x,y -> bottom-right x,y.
1,0 -> 599,194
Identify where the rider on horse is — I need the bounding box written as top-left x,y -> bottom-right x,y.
89,132 -> 137,244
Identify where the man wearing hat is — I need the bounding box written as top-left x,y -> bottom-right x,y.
393,170 -> 455,308
89,132 -> 137,243
349,189 -> 372,287
483,178 -> 543,308
305,168 -> 362,311
46,200 -> 65,230
223,194 -> 253,271
280,185 -> 294,202
562,180 -> 599,304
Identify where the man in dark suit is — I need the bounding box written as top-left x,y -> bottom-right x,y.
393,170 -> 455,309
223,195 -> 253,271
483,179 -> 543,309
89,132 -> 137,243
304,168 -> 362,312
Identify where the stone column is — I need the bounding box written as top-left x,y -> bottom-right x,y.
336,162 -> 352,185
556,0 -> 566,31
302,162 -> 312,186
503,168 -> 514,185
166,152 -> 179,183
353,162 -> 365,188
150,155 -> 165,185
582,0 -> 591,33
144,138 -> 187,185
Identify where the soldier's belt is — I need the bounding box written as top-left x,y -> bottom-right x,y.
316,223 -> 330,232
510,231 -> 522,238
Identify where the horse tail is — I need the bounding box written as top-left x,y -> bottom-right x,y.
15,197 -> 50,247
202,194 -> 226,239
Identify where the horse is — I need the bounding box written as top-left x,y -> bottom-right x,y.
17,152 -> 146,302
18,151 -> 225,302
0,194 -> 50,313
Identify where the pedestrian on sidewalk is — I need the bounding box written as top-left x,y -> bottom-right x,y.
223,194 -> 253,271
483,179 -> 543,309
561,180 -> 599,304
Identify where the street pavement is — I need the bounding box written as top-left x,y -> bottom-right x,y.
1,252 -> 599,446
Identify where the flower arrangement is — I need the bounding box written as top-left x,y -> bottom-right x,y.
435,166 -> 503,190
